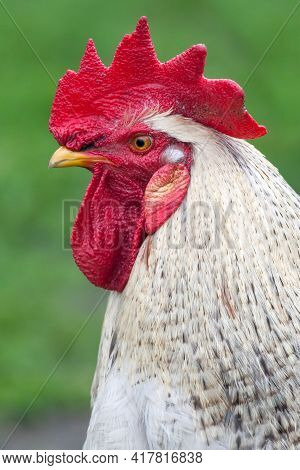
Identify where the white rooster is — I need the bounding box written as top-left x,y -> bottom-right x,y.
49,18 -> 300,449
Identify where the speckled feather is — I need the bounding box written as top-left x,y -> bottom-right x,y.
84,115 -> 300,450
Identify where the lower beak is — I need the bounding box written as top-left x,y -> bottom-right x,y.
49,146 -> 114,169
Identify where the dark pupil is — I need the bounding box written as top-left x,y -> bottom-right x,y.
136,138 -> 145,148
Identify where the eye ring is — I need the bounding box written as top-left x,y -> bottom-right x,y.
129,135 -> 153,153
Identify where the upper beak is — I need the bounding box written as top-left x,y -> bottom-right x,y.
49,146 -> 114,169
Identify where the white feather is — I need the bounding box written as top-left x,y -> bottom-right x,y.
85,114 -> 300,450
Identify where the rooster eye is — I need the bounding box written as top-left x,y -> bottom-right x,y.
129,135 -> 153,153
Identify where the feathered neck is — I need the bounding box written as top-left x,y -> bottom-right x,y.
91,116 -> 299,448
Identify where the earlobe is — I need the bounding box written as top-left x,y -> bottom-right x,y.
161,145 -> 185,164
144,163 -> 190,235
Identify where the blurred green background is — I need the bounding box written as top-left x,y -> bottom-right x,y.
0,0 -> 299,434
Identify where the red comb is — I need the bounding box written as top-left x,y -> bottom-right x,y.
49,17 -> 266,144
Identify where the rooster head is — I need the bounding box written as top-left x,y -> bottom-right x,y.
49,17 -> 266,292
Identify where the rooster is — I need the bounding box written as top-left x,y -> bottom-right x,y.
48,18 -> 300,450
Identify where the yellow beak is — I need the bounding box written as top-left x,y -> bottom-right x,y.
49,146 -> 114,169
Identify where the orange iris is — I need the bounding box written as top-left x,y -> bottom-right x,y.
129,135 -> 153,153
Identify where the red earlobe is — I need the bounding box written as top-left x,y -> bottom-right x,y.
144,164 -> 190,235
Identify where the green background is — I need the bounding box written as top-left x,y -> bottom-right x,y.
0,0 -> 299,423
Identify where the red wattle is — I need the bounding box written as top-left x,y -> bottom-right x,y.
71,166 -> 146,292
144,164 -> 190,234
